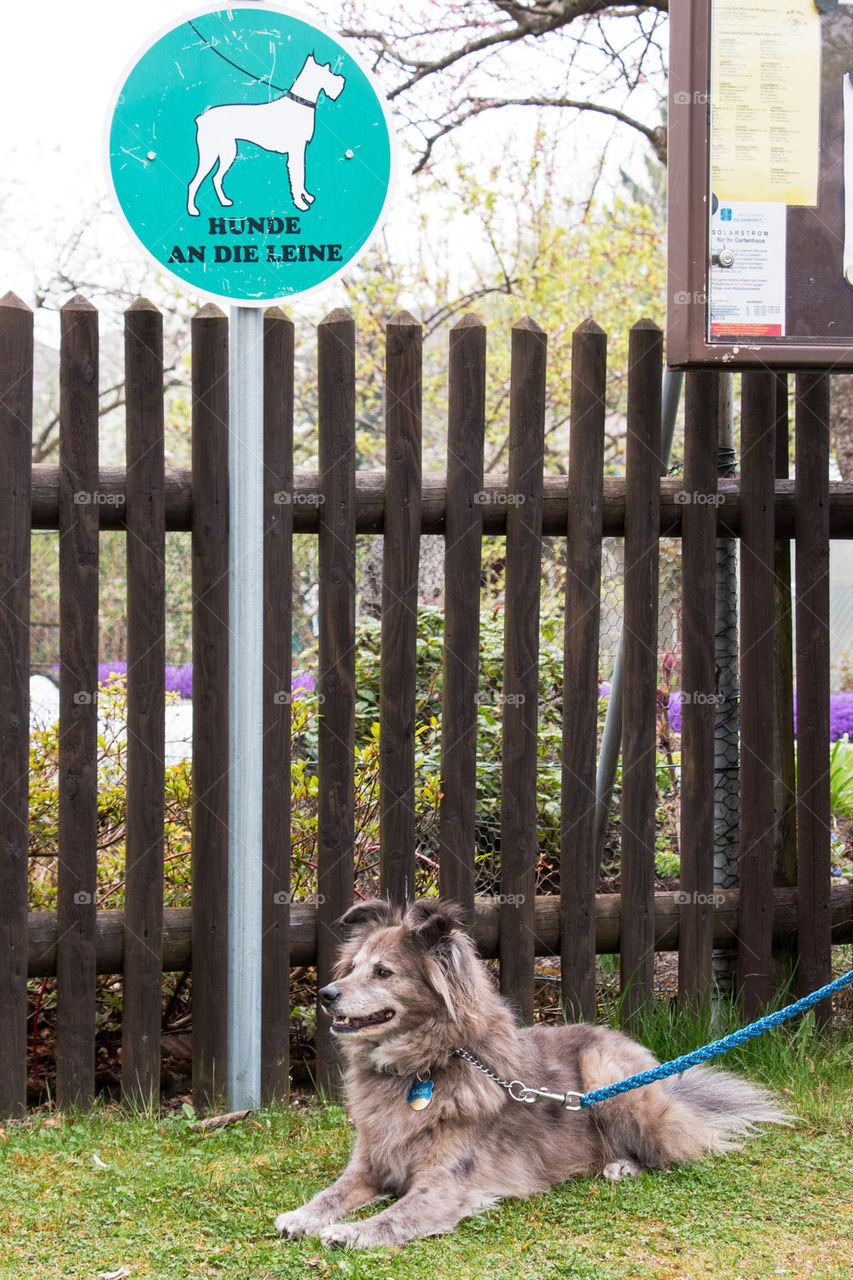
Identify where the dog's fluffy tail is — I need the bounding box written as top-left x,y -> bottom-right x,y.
666,1066 -> 792,1152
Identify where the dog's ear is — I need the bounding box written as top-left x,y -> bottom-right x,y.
403,899 -> 467,951
337,898 -> 396,938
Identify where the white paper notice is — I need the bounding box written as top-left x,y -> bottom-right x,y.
708,200 -> 787,338
710,0 -> 820,206
844,74 -> 853,287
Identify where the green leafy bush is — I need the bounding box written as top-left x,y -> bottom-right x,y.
27,611 -> 688,907
28,674 -> 192,911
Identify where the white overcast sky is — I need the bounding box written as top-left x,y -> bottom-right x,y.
1,0 -> 657,342
2,4 -> 193,286
0,1 -> 378,324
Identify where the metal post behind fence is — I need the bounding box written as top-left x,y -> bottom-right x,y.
227,304 -> 265,1109
713,372 -> 740,1000
594,367 -> 684,870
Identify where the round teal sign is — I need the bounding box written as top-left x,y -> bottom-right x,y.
107,4 -> 395,303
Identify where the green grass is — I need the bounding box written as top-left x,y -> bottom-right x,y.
1,1024 -> 851,1280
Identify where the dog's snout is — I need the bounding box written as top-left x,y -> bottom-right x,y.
319,983 -> 341,1008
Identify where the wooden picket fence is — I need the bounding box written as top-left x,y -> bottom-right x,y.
0,292 -> 851,1117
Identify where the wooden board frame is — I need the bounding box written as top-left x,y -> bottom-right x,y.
668,0 -> 853,370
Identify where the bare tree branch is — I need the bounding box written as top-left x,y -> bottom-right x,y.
412,95 -> 666,174
346,1 -> 667,92
32,373 -> 184,463
341,0 -> 668,172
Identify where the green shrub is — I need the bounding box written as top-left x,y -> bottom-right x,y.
28,674 -> 192,911
26,610 -> 687,906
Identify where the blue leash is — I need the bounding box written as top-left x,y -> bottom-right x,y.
568,968 -> 853,1110
455,969 -> 853,1110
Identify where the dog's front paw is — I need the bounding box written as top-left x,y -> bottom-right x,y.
602,1158 -> 644,1181
319,1221 -> 370,1250
275,1207 -> 325,1239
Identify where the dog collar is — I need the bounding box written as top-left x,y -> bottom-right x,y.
286,90 -> 316,109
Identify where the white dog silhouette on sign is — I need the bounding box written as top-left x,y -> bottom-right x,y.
187,54 -> 346,216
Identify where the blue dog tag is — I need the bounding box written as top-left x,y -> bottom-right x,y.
407,1079 -> 433,1110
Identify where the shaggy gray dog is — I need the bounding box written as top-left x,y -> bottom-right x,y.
275,899 -> 786,1249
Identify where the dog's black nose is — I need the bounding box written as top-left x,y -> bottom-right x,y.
319,984 -> 340,1007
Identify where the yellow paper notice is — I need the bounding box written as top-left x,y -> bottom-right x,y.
711,0 -> 820,205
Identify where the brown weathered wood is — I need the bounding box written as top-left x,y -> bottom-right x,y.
261,307 -> 294,1104
438,315 -> 486,916
30,466 -> 193,530
560,319 -> 606,1021
56,297 -> 100,1108
678,371 -> 719,1012
29,906 -> 195,976
315,310 -> 356,1096
737,372 -> 778,1017
620,319 -> 662,1026
25,465 -> 853,539
795,373 -> 832,1022
187,1108 -> 252,1132
191,304 -> 230,1108
26,885 -> 853,975
0,293 -> 33,1117
122,299 -> 166,1105
380,313 -> 422,905
500,318 -> 546,1022
773,374 -> 797,889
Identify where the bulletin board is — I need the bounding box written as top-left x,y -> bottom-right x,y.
667,0 -> 853,368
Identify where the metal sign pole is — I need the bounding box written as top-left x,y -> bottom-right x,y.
106,4 -> 396,1114
227,304 -> 265,1109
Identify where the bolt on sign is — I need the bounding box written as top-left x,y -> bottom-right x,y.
668,0 -> 853,368
106,4 -> 395,304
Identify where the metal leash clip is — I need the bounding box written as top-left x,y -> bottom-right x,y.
454,1048 -> 585,1110
514,1084 -> 584,1110
506,1081 -> 539,1103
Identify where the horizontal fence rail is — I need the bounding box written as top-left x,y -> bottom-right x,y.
0,292 -> 850,1115
23,887 -> 853,976
23,469 -> 853,536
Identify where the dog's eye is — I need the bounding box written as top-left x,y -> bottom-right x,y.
374,965 -> 393,979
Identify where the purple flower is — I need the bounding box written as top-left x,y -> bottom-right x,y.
794,691 -> 853,741
292,671 -> 315,698
98,661 -> 127,685
670,689 -> 853,741
86,663 -> 316,703
166,663 -> 193,699
829,691 -> 853,742
668,691 -> 682,734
